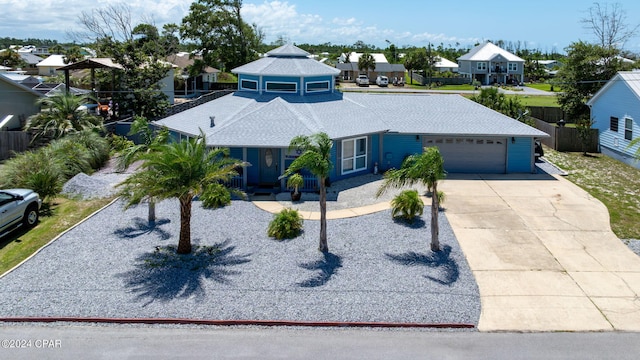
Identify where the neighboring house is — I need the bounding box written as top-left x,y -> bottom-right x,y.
0,73 -> 43,130
587,71 -> 640,168
336,52 -> 405,81
434,56 -> 459,73
36,54 -> 67,76
17,52 -> 43,75
166,52 -> 220,92
153,44 -> 547,192
457,41 -> 525,85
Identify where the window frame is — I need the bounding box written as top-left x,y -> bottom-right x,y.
240,79 -> 258,91
306,80 -> 330,93
625,117 -> 633,141
341,136 -> 368,175
508,63 -> 517,71
265,81 -> 297,93
476,62 -> 487,71
610,116 -> 619,132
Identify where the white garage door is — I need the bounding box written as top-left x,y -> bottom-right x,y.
423,137 -> 506,173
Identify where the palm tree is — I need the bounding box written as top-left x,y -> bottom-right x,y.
358,52 -> 376,79
376,147 -> 446,252
117,132 -> 247,254
116,116 -> 169,222
282,132 -> 333,252
25,92 -> 102,140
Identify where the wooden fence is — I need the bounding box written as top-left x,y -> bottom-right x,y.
533,118 -> 599,152
0,131 -> 31,161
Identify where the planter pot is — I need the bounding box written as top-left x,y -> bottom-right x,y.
290,191 -> 302,202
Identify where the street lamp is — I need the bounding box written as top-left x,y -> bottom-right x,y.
181,70 -> 189,97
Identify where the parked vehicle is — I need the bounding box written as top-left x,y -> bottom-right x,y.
376,76 -> 389,87
0,189 -> 42,237
355,75 -> 369,87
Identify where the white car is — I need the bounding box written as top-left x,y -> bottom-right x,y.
0,189 -> 42,237
376,76 -> 389,87
355,75 -> 369,86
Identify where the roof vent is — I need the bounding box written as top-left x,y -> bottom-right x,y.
209,116 -> 215,127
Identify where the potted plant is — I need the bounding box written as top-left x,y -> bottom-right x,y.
286,173 -> 304,201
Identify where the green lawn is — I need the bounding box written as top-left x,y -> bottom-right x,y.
0,196 -> 114,275
544,147 -> 640,239
518,95 -> 559,107
526,83 -> 562,92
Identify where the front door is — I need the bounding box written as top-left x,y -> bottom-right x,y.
259,148 -> 280,186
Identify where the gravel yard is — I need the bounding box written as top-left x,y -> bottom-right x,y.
0,197 -> 480,326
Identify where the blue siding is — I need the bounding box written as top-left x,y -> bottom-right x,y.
229,147 -> 243,159
262,76 -> 301,95
381,134 -> 424,171
507,137 -> 534,173
237,74 -> 259,92
591,79 -> 640,158
303,75 -> 334,95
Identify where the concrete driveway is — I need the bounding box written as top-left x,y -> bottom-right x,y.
440,173 -> 640,331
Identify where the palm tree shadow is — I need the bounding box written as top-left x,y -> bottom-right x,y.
297,252 -> 342,288
392,217 -> 426,228
116,239 -> 251,306
385,245 -> 458,285
113,217 -> 172,240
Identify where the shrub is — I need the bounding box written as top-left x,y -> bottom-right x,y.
69,130 -> 110,169
0,149 -> 63,200
391,189 -> 424,223
267,208 -> 303,240
200,183 -> 232,209
108,134 -> 134,155
47,139 -> 93,180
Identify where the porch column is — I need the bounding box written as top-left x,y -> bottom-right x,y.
280,148 -> 286,189
242,147 -> 248,189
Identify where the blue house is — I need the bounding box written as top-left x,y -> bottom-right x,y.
587,71 -> 640,168
154,44 -> 547,192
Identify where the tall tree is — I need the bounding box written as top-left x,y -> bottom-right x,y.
471,87 -> 529,123
180,0 -> 264,71
0,48 -> 25,69
282,133 -> 333,253
25,92 -> 103,140
556,41 -> 624,122
581,2 -> 640,50
376,147 -> 446,252
404,49 -> 427,85
357,52 -> 376,78
117,132 -> 246,254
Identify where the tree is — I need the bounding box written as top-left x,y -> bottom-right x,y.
116,116 -> 169,222
282,133 -> 333,253
63,46 -> 84,64
581,2 -> 640,50
556,41 -> 623,122
357,52 -> 376,77
404,49 -> 427,85
377,147 -> 446,252
117,132 -> 246,254
25,92 -> 102,140
576,118 -> 596,155
0,48 -> 25,69
470,87 -> 529,123
180,0 -> 264,71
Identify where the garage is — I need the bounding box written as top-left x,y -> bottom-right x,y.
423,137 -> 506,173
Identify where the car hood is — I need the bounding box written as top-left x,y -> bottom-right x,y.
4,189 -> 35,197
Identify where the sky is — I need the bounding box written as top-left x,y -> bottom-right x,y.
2,0 -> 640,53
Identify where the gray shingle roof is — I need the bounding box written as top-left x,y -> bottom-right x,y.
232,56 -> 340,77
154,92 -> 547,147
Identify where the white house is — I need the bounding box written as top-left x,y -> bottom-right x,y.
36,54 -> 66,76
457,42 -> 525,85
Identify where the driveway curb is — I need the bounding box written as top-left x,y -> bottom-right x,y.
0,317 -> 475,329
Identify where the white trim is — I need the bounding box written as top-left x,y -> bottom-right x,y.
265,81 -> 297,93
624,117 -> 633,141
341,136 -> 368,175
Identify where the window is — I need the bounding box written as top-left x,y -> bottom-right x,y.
342,137 -> 367,174
306,81 -> 330,92
241,79 -> 257,91
610,117 -> 619,132
508,63 -> 517,71
266,81 -> 297,93
625,118 -> 633,141
477,62 -> 487,70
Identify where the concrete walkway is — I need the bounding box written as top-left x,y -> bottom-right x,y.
440,174 -> 640,332
254,173 -> 640,332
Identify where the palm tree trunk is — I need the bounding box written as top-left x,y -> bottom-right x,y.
148,199 -> 156,224
177,195 -> 193,254
318,177 -> 329,253
430,183 -> 440,252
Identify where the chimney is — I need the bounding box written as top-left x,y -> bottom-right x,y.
209,116 -> 215,127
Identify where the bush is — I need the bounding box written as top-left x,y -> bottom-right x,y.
391,189 -> 424,223
0,149 -> 63,200
108,134 -> 134,155
47,139 -> 93,180
267,208 -> 303,240
200,183 -> 232,209
69,130 -> 110,169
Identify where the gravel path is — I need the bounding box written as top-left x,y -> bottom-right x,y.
0,197 -> 480,326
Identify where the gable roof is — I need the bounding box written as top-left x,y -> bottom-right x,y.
435,57 -> 458,68
587,71 -> 640,106
0,73 -> 43,97
19,52 -> 43,65
343,52 -> 389,64
457,42 -> 524,62
36,54 -> 67,68
155,92 -> 547,147
166,53 -> 219,74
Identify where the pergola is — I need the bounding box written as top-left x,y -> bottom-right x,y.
58,58 -> 124,98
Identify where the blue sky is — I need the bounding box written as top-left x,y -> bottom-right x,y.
2,0 -> 640,53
